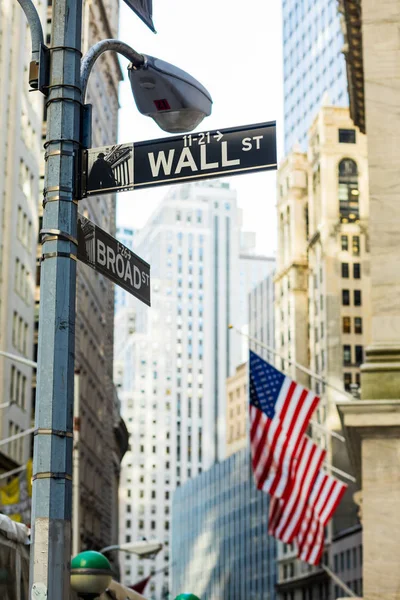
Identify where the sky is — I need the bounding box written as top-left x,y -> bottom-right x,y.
116,0 -> 283,256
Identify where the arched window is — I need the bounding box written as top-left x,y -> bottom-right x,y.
338,159 -> 359,223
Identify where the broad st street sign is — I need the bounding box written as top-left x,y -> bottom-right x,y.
77,214 -> 151,306
82,121 -> 276,197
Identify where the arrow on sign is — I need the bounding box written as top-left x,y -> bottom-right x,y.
214,131 -> 223,142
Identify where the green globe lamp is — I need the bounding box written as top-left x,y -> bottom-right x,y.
71,551 -> 113,599
174,595 -> 201,600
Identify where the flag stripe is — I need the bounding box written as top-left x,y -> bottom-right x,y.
296,471 -> 347,565
269,437 -> 326,543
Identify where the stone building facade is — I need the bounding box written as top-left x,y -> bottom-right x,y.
274,105 -> 369,599
0,0 -> 46,470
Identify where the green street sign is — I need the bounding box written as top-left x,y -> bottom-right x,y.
174,595 -> 201,600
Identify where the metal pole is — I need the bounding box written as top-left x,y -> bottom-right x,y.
0,349 -> 38,369
80,39 -> 144,100
72,370 -> 81,557
29,0 -> 83,596
16,0 -> 44,61
321,564 -> 357,597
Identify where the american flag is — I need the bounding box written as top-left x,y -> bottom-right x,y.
268,436 -> 326,543
249,351 -> 320,498
296,471 -> 348,565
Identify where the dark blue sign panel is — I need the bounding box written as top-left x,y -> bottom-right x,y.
77,215 -> 150,306
83,121 -> 276,196
133,121 -> 277,188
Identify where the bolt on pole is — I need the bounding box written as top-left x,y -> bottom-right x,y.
29,0 -> 83,596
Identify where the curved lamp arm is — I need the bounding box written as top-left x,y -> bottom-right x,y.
81,39 -> 145,102
16,0 -> 44,62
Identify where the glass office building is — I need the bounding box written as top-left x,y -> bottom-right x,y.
282,0 -> 348,153
171,447 -> 277,600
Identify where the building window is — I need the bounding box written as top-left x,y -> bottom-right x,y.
343,345 -> 351,365
339,128 -> 356,144
343,317 -> 351,334
341,235 -> 348,251
352,235 -> 360,256
354,290 -> 362,306
354,317 -> 363,334
341,263 -> 349,278
355,345 -> 363,365
338,158 -> 359,223
342,289 -> 350,306
344,372 -> 352,392
353,263 -> 361,278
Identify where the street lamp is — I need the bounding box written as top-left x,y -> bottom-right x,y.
100,540 -> 163,558
128,54 -> 212,133
79,39 -> 212,145
16,0 -> 212,597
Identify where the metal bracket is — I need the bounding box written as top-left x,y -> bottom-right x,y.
40,228 -> 78,246
32,472 -> 73,482
29,44 -> 50,94
42,198 -> 78,207
41,252 -> 77,262
34,428 -> 73,438
45,150 -> 75,160
81,103 -> 92,150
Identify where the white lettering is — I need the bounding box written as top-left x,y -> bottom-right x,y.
221,141 -> 240,167
142,272 -> 150,286
116,254 -> 125,278
148,149 -> 175,177
242,137 -> 252,152
106,246 -> 116,273
175,148 -> 198,174
200,145 -> 219,170
125,261 -> 133,286
97,240 -> 106,266
253,135 -> 263,149
133,266 -> 141,289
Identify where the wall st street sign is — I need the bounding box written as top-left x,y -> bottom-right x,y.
82,121 -> 276,197
77,214 -> 150,306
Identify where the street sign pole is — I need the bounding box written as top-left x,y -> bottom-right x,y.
29,0 -> 82,596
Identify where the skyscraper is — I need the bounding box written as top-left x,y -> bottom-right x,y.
0,0 -> 46,469
282,0 -> 348,153
117,180 -> 271,597
172,447 -> 277,600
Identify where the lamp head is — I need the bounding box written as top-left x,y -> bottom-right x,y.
71,551 -> 112,599
128,55 -> 212,133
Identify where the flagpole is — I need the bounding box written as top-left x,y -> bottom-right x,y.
0,350 -> 38,370
0,428 -> 35,447
308,420 -> 345,443
0,464 -> 27,480
229,324 -> 355,402
323,462 -> 356,483
320,563 -> 358,597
